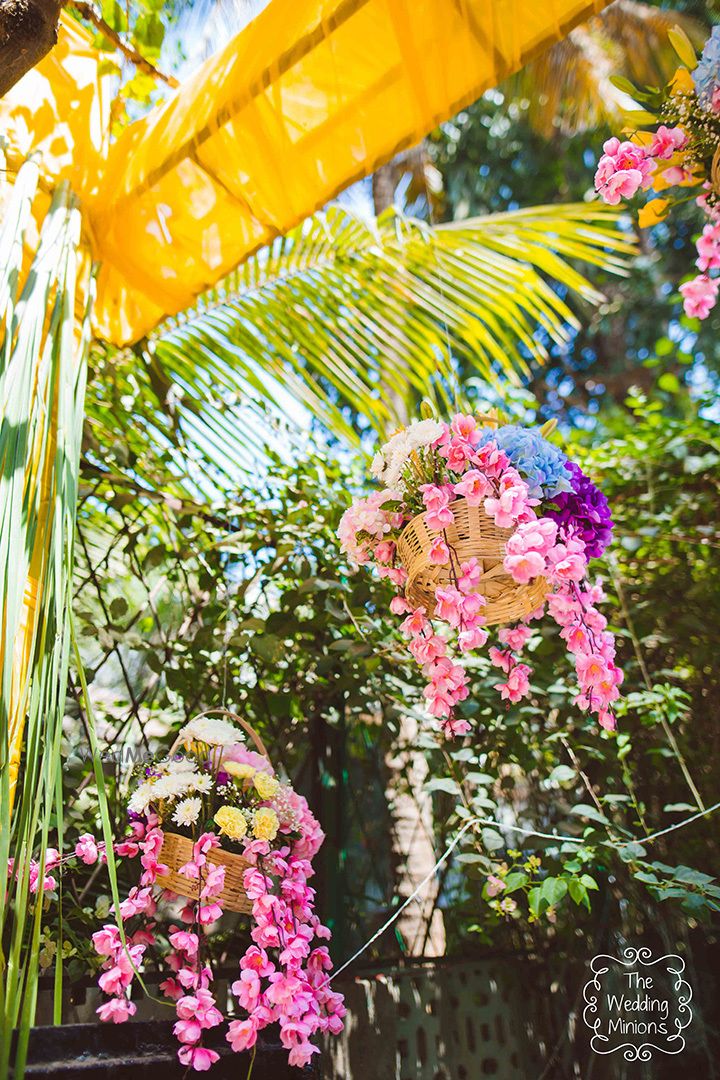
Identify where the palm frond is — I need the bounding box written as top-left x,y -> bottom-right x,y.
149,202 -> 633,477
0,162 -> 94,1078
511,0 -> 706,137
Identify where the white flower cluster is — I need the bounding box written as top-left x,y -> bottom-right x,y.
271,784 -> 302,831
180,715 -> 245,748
370,419 -> 445,490
172,796 -> 203,827
128,758 -> 212,815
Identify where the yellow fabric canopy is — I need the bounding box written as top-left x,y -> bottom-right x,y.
3,0 -> 610,345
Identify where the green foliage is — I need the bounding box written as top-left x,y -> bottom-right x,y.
428,85 -> 720,418
59,379 -> 720,974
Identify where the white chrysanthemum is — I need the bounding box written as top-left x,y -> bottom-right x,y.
128,782 -> 155,815
190,773 -> 213,794
372,419 -> 445,489
172,797 -> 202,827
180,715 -> 245,748
151,772 -> 198,801
165,756 -> 198,773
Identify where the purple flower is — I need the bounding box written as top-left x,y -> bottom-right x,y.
216,770 -> 230,787
545,462 -> 613,559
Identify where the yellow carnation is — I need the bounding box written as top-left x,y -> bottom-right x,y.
224,761 -> 256,781
253,772 -> 280,800
214,805 -> 248,840
252,807 -> 279,842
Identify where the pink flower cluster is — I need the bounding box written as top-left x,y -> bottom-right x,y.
678,219 -> 720,319
502,522 -> 623,729
341,412 -> 622,735
337,489 -> 402,567
225,855 -> 345,1068
593,137 -> 657,204
6,832 -> 111,896
594,121 -> 720,321
93,815 -> 164,1026
90,799 -> 342,1071
594,128 -> 688,205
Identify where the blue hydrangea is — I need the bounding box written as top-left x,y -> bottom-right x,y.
478,424 -> 573,499
693,26 -> 720,107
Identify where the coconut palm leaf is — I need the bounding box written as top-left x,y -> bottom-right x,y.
0,161 -> 96,1080
144,202 -> 633,483
510,0 -> 706,137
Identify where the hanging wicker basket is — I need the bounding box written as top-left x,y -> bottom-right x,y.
155,709 -> 271,915
397,497 -> 548,626
712,144 -> 720,196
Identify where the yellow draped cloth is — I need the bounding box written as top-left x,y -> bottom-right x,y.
2,0 -> 609,346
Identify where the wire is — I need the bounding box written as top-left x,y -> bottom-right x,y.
325,800 -> 720,984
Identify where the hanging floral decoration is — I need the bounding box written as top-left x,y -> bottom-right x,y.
338,413 -> 621,737
89,713 -> 345,1072
594,25 -> 720,320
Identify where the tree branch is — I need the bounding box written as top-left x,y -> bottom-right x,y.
0,0 -> 62,97
69,0 -> 178,87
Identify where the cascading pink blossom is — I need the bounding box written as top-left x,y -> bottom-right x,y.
339,413 -> 622,735
86,797 -> 343,1073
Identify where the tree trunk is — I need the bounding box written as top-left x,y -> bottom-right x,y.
0,0 -> 62,98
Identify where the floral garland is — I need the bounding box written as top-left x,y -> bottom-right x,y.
338,414 -> 621,737
15,715 -> 345,1073
594,25 -> 720,320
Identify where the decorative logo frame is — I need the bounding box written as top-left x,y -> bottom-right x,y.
582,946 -> 693,1061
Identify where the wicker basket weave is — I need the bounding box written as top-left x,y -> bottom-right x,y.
712,144 -> 720,196
397,497 -> 548,626
156,832 -> 254,914
155,709 -> 270,915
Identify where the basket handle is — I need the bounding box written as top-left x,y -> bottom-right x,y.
168,708 -> 270,762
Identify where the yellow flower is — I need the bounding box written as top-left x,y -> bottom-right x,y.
670,66 -> 694,96
214,805 -> 248,840
638,198 -> 669,228
224,761 -> 256,781
253,772 -> 280,800
252,807 -> 279,842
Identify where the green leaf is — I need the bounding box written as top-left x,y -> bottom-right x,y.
481,828 -> 506,852
609,75 -> 641,97
569,804 -> 610,827
568,880 -> 590,910
109,596 -> 128,619
502,872 -> 529,893
617,842 -> 647,862
658,373 -> 680,394
466,772 -> 495,786
528,886 -> 543,918
424,777 -> 461,795
250,634 -> 284,662
541,877 -> 568,907
673,866 -> 715,887
548,764 -> 576,786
